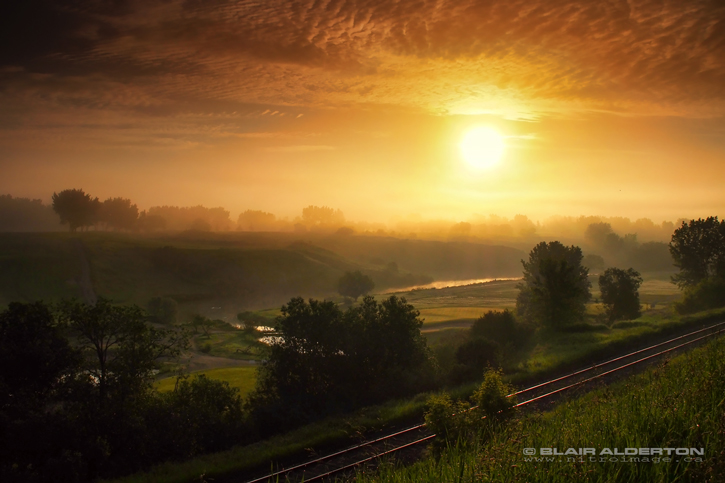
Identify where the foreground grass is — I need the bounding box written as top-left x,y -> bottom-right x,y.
107,307 -> 725,483
104,393 -> 431,483
155,367 -> 258,396
507,307 -> 725,384
360,338 -> 725,483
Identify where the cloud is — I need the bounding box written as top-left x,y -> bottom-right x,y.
1,0 -> 724,140
264,145 -> 335,153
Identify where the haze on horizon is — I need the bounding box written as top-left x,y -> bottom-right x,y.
1,0 -> 724,223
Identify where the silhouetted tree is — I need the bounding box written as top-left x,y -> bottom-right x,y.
301,205 -> 344,227
598,268 -> 643,322
337,270 -> 375,300
0,302 -> 81,416
147,205 -> 231,231
470,309 -> 523,345
51,189 -> 100,232
0,194 -> 60,231
99,197 -> 138,231
238,210 -> 276,231
59,298 -> 188,403
582,253 -> 606,271
669,217 -> 725,288
516,241 -> 591,329
137,210 -> 167,232
247,296 -> 434,431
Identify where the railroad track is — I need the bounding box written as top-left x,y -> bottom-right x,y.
241,320 -> 725,483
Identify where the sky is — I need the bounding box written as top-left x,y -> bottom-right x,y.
1,0 -> 724,223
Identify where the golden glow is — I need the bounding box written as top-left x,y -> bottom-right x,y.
459,127 -> 505,169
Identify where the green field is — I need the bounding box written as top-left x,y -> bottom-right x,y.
155,367 -> 258,397
357,338 -> 725,483
192,329 -> 268,360
0,232 -> 525,321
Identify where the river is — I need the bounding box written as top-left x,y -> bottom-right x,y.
380,277 -> 520,294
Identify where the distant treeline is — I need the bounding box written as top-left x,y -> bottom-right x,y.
0,195 -> 61,232
0,191 -> 684,245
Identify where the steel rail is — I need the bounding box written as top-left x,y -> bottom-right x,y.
514,329 -> 719,407
243,321 -> 724,483
301,434 -> 438,482
509,320 -> 725,397
242,424 -> 426,483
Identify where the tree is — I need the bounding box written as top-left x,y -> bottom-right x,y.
247,295 -> 434,430
59,298 -> 187,403
669,217 -> 725,288
516,241 -> 591,329
0,302 -> 81,415
99,197 -> 139,231
137,210 -> 167,232
337,270 -> 375,300
51,188 -> 100,232
0,194 -> 60,231
598,268 -> 643,322
237,210 -> 276,231
301,205 -> 345,227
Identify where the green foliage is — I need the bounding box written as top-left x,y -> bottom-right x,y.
472,369 -> 516,420
516,242 -> 591,329
247,295 -> 435,433
0,194 -> 60,232
51,188 -> 100,232
59,298 -> 189,402
469,309 -> 530,347
337,270 -> 375,300
99,197 -> 139,231
423,393 -> 475,449
0,299 -> 260,482
450,338 -> 499,384
424,370 -> 516,451
0,301 -> 80,416
598,267 -> 643,322
581,253 -> 605,270
674,277 -> 725,314
148,375 -> 247,458
356,339 -> 725,483
669,216 -> 725,288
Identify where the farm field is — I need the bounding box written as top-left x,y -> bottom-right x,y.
155,367 -> 257,398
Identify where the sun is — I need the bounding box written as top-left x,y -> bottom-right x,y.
459,126 -> 506,169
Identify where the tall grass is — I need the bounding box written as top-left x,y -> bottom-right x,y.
358,337 -> 725,482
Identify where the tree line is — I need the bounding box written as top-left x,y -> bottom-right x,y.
0,298 -> 250,482
2,216 -> 722,481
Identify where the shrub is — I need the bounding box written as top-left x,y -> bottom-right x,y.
472,369 -> 517,420
674,277 -> 725,314
424,393 -> 475,450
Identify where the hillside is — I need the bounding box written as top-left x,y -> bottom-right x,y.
0,232 -> 526,319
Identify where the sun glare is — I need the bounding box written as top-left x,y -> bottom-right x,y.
459,126 -> 506,169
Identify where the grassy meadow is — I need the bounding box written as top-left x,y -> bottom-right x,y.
155,367 -> 258,397
357,338 -> 725,483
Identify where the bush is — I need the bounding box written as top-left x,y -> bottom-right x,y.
469,309 -> 532,348
598,267 -> 643,322
674,277 -> 725,314
565,322 -> 610,332
450,338 -> 500,384
472,369 -> 517,420
424,393 -> 475,450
